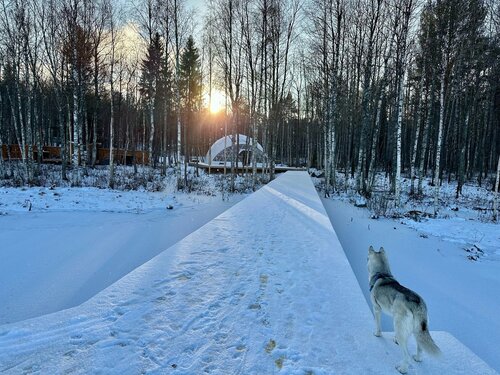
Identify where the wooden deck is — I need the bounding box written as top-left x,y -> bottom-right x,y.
189,161 -> 306,173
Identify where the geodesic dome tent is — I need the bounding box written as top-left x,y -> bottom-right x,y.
206,134 -> 265,165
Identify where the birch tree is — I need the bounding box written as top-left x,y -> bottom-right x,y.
106,0 -> 117,187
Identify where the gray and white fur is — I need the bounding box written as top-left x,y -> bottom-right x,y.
368,246 -> 441,374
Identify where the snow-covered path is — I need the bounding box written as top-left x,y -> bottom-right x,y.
0,172 -> 495,374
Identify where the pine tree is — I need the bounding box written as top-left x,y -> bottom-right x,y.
180,36 -> 202,113
179,35 -> 202,187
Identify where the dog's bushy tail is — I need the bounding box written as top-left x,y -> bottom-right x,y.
415,320 -> 441,357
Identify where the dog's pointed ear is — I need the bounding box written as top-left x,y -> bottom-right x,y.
369,246 -> 375,253
379,247 -> 385,253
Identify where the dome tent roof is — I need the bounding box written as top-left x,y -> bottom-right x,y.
206,134 -> 264,164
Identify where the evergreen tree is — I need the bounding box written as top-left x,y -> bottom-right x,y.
140,32 -> 165,165
180,35 -> 202,113
179,35 -> 202,184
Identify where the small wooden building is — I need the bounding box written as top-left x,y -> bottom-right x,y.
1,145 -> 148,166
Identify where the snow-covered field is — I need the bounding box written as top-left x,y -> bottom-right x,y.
0,186 -> 244,324
0,171 -> 496,374
0,170 -> 498,374
322,197 -> 500,372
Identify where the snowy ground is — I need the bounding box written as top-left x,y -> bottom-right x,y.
0,172 -> 496,374
0,186 -> 244,324
312,170 -> 498,222
322,197 -> 500,372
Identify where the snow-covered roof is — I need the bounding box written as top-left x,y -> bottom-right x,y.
206,134 -> 264,164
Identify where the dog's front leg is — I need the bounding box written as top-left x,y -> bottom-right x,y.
372,304 -> 382,337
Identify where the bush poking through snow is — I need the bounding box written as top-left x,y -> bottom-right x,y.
464,245 -> 484,261
23,199 -> 32,211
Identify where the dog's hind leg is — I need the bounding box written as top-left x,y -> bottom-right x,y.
394,316 -> 412,374
372,303 -> 382,337
413,342 -> 423,362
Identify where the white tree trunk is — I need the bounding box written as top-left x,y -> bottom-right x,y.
328,89 -> 336,191
367,91 -> 384,193
72,62 -> 80,167
410,81 -> 424,195
0,91 -> 3,169
108,12 -> 116,188
175,0 -> 183,187
418,88 -> 433,195
109,93 -> 115,188
395,70 -> 406,206
324,121 -> 330,196
434,67 -> 446,215
149,101 -> 155,167
493,155 -> 500,222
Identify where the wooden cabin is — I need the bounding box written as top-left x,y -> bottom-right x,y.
2,145 -> 148,166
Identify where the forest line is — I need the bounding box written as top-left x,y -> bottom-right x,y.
0,0 -> 499,202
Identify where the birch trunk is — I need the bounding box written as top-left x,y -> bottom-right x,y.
367,91 -> 384,193
324,122 -> 330,196
92,52 -> 99,166
108,90 -> 115,188
174,0 -> 182,188
394,70 -> 406,206
108,16 -> 116,188
418,85 -> 434,195
356,0 -> 380,195
24,49 -> 33,182
0,91 -> 3,170
10,63 -> 28,179
328,84 -> 336,191
148,101 -> 155,167
456,111 -> 470,198
493,155 -> 499,222
72,57 -> 79,167
434,67 -> 446,215
410,83 -> 424,196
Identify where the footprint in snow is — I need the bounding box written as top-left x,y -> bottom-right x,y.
260,274 -> 269,285
175,273 -> 193,281
265,339 -> 276,353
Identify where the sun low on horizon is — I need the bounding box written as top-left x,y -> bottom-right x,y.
208,90 -> 226,114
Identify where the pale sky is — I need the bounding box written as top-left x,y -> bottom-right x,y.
186,0 -> 207,17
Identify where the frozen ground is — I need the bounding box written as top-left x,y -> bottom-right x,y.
0,172 -> 496,374
322,198 -> 500,372
0,186 -> 244,324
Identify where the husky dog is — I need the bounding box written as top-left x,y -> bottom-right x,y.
368,246 -> 441,374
